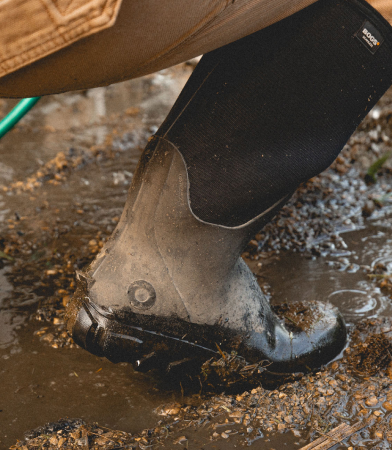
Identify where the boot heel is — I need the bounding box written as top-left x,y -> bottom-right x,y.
67,291 -> 218,367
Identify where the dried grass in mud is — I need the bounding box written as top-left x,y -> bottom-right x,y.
10,318 -> 392,449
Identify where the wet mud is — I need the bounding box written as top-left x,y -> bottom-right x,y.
0,62 -> 391,449
9,319 -> 392,450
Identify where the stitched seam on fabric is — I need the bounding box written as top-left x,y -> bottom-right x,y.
43,0 -> 75,41
40,0 -> 108,24
1,15 -> 106,61
1,21 -> 96,69
0,0 -> 120,75
62,0 -> 76,15
50,0 -> 74,15
41,0 -> 108,37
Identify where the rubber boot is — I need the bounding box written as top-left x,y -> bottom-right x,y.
66,0 -> 392,374
66,136 -> 346,374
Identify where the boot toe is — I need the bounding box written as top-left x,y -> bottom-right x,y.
244,301 -> 347,373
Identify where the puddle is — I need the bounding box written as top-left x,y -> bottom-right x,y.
249,222 -> 392,328
0,65 -> 194,449
0,268 -> 20,351
0,321 -> 181,448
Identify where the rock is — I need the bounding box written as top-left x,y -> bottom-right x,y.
49,435 -> 58,445
221,432 -> 229,439
362,200 -> 375,218
365,396 -> 378,407
229,411 -> 244,419
331,362 -> 339,370
41,333 -> 54,343
383,401 -> 392,411
45,269 -> 57,276
173,436 -> 187,445
158,402 -> 181,416
77,435 -> 88,448
70,430 -> 81,440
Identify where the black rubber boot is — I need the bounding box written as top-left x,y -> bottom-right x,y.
66,0 -> 392,373
66,136 -> 346,373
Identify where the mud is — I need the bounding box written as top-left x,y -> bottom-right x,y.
347,332 -> 392,376
0,62 -> 391,449
10,319 -> 392,450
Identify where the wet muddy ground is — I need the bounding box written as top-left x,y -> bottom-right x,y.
0,62 -> 391,449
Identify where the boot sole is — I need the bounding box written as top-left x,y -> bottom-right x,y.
65,272 -> 347,377
66,296 -> 311,390
67,295 -> 218,371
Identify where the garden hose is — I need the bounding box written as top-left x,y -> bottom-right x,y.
0,97 -> 41,140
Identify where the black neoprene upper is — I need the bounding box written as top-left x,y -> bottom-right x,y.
157,0 -> 392,227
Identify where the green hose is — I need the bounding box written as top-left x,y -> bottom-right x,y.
0,97 -> 41,140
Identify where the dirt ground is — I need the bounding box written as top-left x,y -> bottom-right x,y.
0,62 -> 392,449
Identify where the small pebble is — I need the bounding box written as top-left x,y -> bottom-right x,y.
365,396 -> 378,407
173,436 -> 187,445
383,401 -> 392,411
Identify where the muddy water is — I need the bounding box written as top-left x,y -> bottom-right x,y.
1,322 -> 177,444
0,65 -> 391,449
0,65 -> 194,449
251,224 -> 392,327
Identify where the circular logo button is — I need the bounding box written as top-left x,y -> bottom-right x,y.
127,280 -> 156,310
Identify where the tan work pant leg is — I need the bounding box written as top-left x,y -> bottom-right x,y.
0,0 -> 318,97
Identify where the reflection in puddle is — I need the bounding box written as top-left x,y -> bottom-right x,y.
0,310 -> 24,350
0,268 -> 20,349
371,254 -> 392,272
328,288 -> 388,324
254,219 -> 392,326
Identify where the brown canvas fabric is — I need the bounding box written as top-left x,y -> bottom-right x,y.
369,0 -> 392,23
0,0 -> 123,78
0,0 -> 319,97
1,0 -> 391,98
